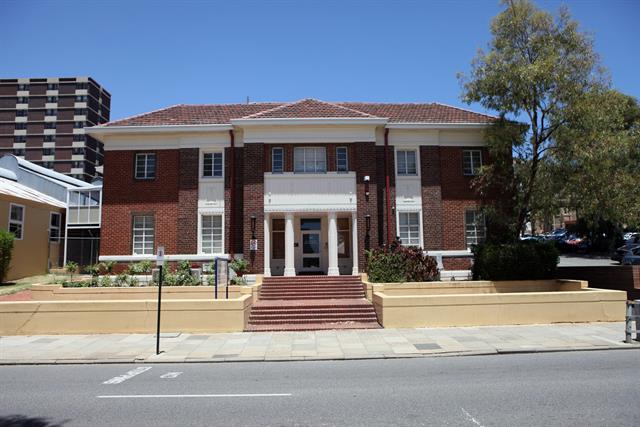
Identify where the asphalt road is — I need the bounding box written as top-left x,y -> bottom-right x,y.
1,350 -> 638,426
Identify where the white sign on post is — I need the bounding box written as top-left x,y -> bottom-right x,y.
157,246 -> 165,267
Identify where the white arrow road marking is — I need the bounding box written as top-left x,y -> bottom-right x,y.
103,367 -> 152,385
97,393 -> 292,399
160,372 -> 183,379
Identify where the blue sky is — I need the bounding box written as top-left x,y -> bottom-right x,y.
1,0 -> 638,120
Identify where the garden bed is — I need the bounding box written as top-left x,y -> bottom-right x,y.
367,279 -> 626,328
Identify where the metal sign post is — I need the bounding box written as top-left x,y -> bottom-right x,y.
156,246 -> 165,355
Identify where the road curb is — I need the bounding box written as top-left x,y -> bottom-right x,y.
1,344 -> 638,366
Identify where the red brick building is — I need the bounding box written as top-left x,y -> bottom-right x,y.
87,99 -> 493,275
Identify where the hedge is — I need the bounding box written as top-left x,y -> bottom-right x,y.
366,243 -> 439,283
472,241 -> 559,281
0,230 -> 14,284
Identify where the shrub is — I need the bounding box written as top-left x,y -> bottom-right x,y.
62,281 -> 84,288
366,242 -> 439,283
100,275 -> 113,287
0,230 -> 14,284
99,260 -> 116,275
83,264 -> 101,277
114,273 -> 128,287
472,241 -> 559,281
65,261 -> 78,282
230,258 -> 248,276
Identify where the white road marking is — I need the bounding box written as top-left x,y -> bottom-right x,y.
97,393 -> 292,399
591,335 -> 628,346
103,367 -> 152,384
160,372 -> 183,379
461,407 -> 484,427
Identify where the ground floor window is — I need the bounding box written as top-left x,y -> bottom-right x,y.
9,203 -> 25,240
49,212 -> 61,242
132,215 -> 154,255
465,209 -> 486,248
201,215 -> 223,254
272,218 -> 285,259
398,212 -> 421,246
337,217 -> 350,257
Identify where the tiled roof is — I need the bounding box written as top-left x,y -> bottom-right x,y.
241,99 -> 378,119
104,99 -> 495,127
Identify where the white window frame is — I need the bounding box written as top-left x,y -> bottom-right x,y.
397,210 -> 422,247
134,153 -> 156,180
8,203 -> 25,240
49,212 -> 61,243
201,150 -> 224,179
132,214 -> 154,255
198,212 -> 225,254
463,149 -> 483,176
294,147 -> 327,173
272,147 -> 284,173
465,209 -> 486,248
336,146 -> 349,172
396,149 -> 418,176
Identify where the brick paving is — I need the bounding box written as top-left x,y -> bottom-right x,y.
1,322 -> 637,365
0,290 -> 31,301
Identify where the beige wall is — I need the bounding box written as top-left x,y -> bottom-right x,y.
0,195 -> 64,281
372,286 -> 626,328
0,294 -> 252,335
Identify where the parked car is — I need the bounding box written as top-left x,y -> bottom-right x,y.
519,234 -> 544,241
624,232 -> 639,243
612,243 -> 640,263
622,246 -> 640,265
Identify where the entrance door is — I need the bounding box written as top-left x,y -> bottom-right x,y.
300,218 -> 322,273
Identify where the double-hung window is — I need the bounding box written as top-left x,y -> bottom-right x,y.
272,219 -> 285,259
272,147 -> 284,173
337,218 -> 350,258
396,150 -> 417,175
398,212 -> 421,246
336,147 -> 348,172
49,212 -> 61,242
8,204 -> 25,240
201,215 -> 223,254
202,152 -> 223,178
135,153 -> 156,179
465,209 -> 486,248
463,149 -> 483,176
294,147 -> 326,173
132,215 -> 154,255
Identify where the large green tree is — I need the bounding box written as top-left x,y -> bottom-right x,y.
459,0 -> 607,240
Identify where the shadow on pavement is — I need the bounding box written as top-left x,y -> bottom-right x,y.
0,415 -> 68,427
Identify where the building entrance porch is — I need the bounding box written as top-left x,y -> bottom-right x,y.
264,211 -> 358,277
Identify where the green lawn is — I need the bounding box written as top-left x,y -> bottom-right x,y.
0,274 -> 59,296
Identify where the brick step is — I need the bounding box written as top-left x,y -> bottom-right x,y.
262,279 -> 361,285
259,295 -> 364,300
260,290 -> 364,296
248,316 -> 378,325
245,321 -> 381,331
261,282 -> 363,287
251,307 -> 375,314
252,302 -> 372,310
250,311 -> 376,319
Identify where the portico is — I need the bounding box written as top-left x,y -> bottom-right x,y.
263,210 -> 358,277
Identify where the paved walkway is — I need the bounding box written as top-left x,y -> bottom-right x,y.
1,322 -> 638,364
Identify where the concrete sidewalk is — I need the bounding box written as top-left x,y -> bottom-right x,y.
1,322 -> 638,365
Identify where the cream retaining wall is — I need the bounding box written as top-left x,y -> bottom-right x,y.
372,285 -> 626,328
29,284 -> 262,301
363,280 -> 586,301
0,294 -> 252,335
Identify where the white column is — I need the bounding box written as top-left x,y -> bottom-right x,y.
263,212 -> 271,277
327,211 -> 339,276
351,211 -> 359,276
284,212 -> 296,276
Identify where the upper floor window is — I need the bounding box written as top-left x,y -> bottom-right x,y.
17,97 -> 28,104
45,109 -> 56,116
135,153 -> 156,179
46,96 -> 58,102
74,121 -> 84,128
43,148 -> 55,156
14,136 -> 26,143
15,123 -> 26,130
44,135 -> 56,142
49,212 -> 61,242
47,83 -> 58,90
465,209 -> 486,248
396,150 -> 417,176
398,211 -> 421,246
8,203 -> 24,240
16,110 -> 27,117
132,215 -> 154,255
202,152 -> 223,178
75,95 -> 87,102
44,122 -> 56,129
294,147 -> 326,173
18,84 -> 29,91
336,147 -> 348,172
463,149 -> 483,176
272,147 -> 284,173
76,82 -> 88,90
